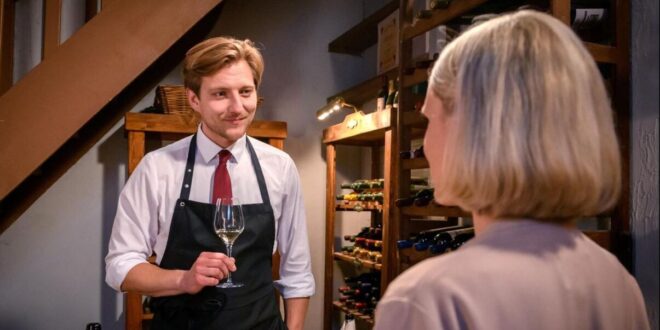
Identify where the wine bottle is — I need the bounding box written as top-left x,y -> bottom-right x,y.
450,232 -> 475,250
431,227 -> 475,254
412,145 -> 425,159
341,246 -> 355,254
413,188 -> 435,206
384,80 -> 396,111
397,239 -> 414,249
377,76 -> 388,112
395,188 -> 435,207
392,78 -> 400,111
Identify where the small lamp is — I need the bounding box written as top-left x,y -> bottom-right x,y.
316,97 -> 359,121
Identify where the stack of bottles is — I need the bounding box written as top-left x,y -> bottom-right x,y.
377,78 -> 399,112
336,179 -> 384,211
397,226 -> 474,255
395,188 -> 435,207
337,272 -> 381,318
342,226 -> 383,264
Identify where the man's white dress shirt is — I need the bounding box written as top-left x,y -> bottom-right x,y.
105,130 -> 315,299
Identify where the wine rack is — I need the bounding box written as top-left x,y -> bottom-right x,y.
395,0 -> 631,266
322,108 -> 393,330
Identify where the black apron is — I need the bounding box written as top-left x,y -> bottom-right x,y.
150,135 -> 287,330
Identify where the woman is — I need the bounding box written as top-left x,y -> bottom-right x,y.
374,10 -> 649,330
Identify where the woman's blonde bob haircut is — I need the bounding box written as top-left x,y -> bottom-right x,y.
428,10 -> 621,220
183,36 -> 264,95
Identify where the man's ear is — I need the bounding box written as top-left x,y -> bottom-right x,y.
186,88 -> 200,113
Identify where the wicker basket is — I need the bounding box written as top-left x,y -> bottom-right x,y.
154,85 -> 193,114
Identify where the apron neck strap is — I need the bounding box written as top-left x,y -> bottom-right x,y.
180,134 -> 271,205
245,138 -> 271,205
179,134 -> 198,200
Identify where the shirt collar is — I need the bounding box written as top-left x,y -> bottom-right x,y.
196,125 -> 246,164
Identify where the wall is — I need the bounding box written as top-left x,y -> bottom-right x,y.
631,0 -> 660,328
0,0 -> 657,329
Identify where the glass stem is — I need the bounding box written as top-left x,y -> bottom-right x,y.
226,244 -> 233,283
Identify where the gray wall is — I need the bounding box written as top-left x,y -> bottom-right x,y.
0,0 -> 657,329
631,0 -> 659,328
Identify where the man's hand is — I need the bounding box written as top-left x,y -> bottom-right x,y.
178,251 -> 236,294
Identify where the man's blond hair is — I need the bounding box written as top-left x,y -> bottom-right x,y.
183,36 -> 264,95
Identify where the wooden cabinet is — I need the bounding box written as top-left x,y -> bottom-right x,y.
322,0 -> 630,328
123,112 -> 287,330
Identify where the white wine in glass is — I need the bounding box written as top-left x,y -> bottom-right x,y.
214,197 -> 245,288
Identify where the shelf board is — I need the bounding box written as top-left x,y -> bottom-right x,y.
401,205 -> 471,218
336,199 -> 383,212
125,113 -> 288,139
401,110 -> 427,127
402,0 -> 488,41
402,157 -> 429,170
328,0 -> 399,55
402,68 -> 429,89
332,301 -> 375,325
323,109 -> 391,145
398,246 -> 434,267
335,205 -> 383,212
328,67 -> 398,106
585,42 -> 617,64
334,252 -> 382,271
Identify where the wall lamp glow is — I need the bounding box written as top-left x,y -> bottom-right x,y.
316,97 -> 359,121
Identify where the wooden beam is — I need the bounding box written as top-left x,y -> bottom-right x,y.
323,143 -> 336,330
42,0 -> 62,59
100,0 -> 118,10
0,0 -> 223,201
85,0 -> 98,22
550,0 -> 570,26
124,113 -> 288,139
0,0 -> 14,94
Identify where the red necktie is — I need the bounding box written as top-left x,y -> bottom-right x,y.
213,150 -> 233,203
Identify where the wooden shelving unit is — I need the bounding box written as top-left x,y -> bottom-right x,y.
123,112 -> 288,330
323,109 -> 393,330
395,0 -> 631,270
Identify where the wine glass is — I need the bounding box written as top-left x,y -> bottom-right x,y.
213,197 -> 245,288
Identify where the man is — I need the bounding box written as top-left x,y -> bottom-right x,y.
105,37 -> 314,329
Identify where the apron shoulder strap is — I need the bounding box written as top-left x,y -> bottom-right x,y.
245,137 -> 271,205
179,134 -> 197,200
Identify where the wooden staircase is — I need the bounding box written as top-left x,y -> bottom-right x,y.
0,0 -> 224,233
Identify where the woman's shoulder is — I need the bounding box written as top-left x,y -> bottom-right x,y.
386,249 -> 477,296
